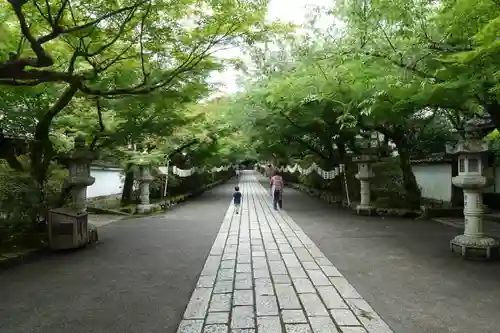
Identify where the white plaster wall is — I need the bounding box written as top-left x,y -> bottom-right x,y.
87,167 -> 124,198
412,164 -> 452,202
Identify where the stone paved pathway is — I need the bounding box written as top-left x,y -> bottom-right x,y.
177,173 -> 392,333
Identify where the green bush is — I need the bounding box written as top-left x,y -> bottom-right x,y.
0,156 -> 67,249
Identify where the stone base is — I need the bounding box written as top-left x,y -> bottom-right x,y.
356,205 -> 376,216
137,204 -> 154,214
450,234 -> 500,260
87,223 -> 99,244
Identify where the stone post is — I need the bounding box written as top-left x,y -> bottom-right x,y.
137,164 -> 154,213
447,137 -> 499,259
66,135 -> 96,214
354,155 -> 376,215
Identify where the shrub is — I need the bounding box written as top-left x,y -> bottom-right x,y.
0,156 -> 66,249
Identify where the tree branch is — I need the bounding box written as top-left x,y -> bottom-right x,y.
166,140 -> 200,159
8,0 -> 53,66
37,0 -> 145,44
90,98 -> 106,151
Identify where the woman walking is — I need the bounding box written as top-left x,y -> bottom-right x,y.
269,171 -> 284,210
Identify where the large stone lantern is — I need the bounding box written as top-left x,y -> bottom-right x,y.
136,152 -> 154,213
48,134 -> 96,250
64,134 -> 96,214
446,114 -> 499,259
353,134 -> 378,215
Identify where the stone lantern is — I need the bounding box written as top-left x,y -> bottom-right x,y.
65,134 -> 96,214
353,134 -> 378,215
136,152 -> 154,213
48,134 -> 96,250
446,114 -> 499,259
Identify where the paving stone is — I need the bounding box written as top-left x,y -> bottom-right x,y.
287,238 -> 304,248
315,257 -> 333,266
292,278 -> 315,294
218,268 -> 235,281
346,299 -> 393,333
307,270 -> 331,286
231,306 -> 255,328
253,258 -> 268,268
282,253 -> 301,268
284,324 -> 313,333
177,319 -> 204,333
317,286 -> 348,309
225,245 -> 238,254
330,309 -> 360,326
252,247 -> 265,253
308,247 -> 324,258
294,248 -> 315,262
203,324 -> 229,333
222,252 -> 237,260
220,260 -> 236,269
255,278 -> 274,296
299,293 -> 329,316
309,316 -> 339,333
197,275 -> 216,288
252,251 -> 266,257
266,250 -> 282,261
302,262 -> 320,270
237,263 -> 252,273
281,310 -> 307,323
257,316 -> 282,333
184,288 -> 212,319
274,283 -> 301,310
201,256 -> 222,276
227,238 -> 238,245
288,267 -> 307,278
238,255 -> 252,264
330,277 -> 362,299
210,293 -> 232,312
231,329 -> 256,333
270,262 -> 288,275
238,249 -> 251,255
254,268 -> 271,278
278,244 -> 294,253
206,312 -> 230,324
235,273 -> 253,289
214,280 -> 233,294
256,295 -> 279,315
338,327 -> 367,333
321,265 -> 342,277
234,290 -> 254,306
272,274 -> 291,284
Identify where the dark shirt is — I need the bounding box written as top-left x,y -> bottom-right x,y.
233,191 -> 242,204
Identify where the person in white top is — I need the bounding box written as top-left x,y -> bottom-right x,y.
269,171 -> 284,210
235,167 -> 241,180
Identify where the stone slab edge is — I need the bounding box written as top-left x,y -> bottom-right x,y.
0,247 -> 49,271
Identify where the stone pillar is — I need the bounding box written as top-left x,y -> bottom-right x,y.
354,155 -> 375,215
137,164 -> 154,213
66,135 -> 96,214
447,138 -> 499,259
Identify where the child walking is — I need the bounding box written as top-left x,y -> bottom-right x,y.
233,186 -> 242,214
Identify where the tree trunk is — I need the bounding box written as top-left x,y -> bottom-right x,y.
484,100 -> 500,130
121,164 -> 135,206
395,140 -> 421,209
337,142 -> 350,205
